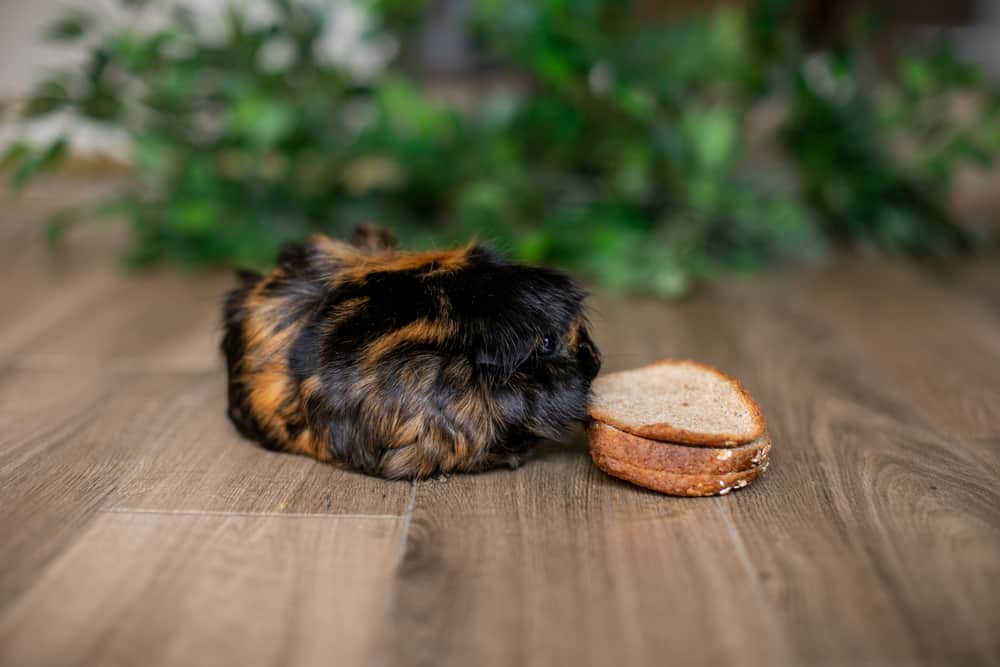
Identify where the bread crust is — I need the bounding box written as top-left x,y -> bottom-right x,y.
591,449 -> 768,497
588,421 -> 770,475
587,359 -> 766,446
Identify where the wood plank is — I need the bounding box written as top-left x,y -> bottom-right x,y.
15,269 -> 232,372
918,257 -> 1000,316
0,176 -> 123,265
0,178 -> 131,363
0,510 -> 405,667
105,368 -> 413,515
0,267 -> 123,363
794,260 -> 1000,457
0,210 -> 125,363
696,265 -> 1000,666
0,367 -> 179,609
376,440 -> 791,667
1,175 -> 228,373
0,368 -> 412,611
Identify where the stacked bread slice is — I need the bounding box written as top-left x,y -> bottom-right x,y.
587,360 -> 770,496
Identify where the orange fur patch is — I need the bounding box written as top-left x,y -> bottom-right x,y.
330,244 -> 475,287
362,317 -> 457,365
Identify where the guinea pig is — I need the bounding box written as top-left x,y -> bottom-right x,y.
221,225 -> 602,479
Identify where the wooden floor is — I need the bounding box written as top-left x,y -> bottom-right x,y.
1,179 -> 999,667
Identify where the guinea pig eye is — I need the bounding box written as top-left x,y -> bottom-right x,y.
538,333 -> 558,357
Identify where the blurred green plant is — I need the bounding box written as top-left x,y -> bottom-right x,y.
4,0 -> 999,295
2,0 -> 466,267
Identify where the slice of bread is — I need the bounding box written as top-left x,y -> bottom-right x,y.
588,421 -> 770,475
587,360 -> 765,446
591,449 -> 769,497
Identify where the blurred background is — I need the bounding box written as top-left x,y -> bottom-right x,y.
2,0 -> 999,296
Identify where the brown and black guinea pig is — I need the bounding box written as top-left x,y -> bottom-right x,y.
221,225 -> 602,480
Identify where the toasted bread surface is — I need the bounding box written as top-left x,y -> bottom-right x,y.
588,421 -> 770,475
591,450 -> 768,497
587,360 -> 765,446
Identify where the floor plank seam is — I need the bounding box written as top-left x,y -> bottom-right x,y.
101,508 -> 406,520
390,481 -> 418,570
9,357 -> 220,375
369,481 -> 418,666
713,498 -> 787,654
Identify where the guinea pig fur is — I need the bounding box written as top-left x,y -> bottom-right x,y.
221,227 -> 602,479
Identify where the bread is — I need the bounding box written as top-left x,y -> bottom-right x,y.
587,360 -> 765,446
587,360 -> 771,496
591,449 -> 768,497
588,421 -> 770,475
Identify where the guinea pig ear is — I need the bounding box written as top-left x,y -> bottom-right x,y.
294,234 -> 365,282
349,224 -> 396,254
233,267 -> 263,287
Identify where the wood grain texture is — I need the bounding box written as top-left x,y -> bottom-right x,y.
577,290 -> 946,666
376,439 -> 791,667
104,369 -> 413,515
15,269 -> 231,372
0,367 -> 411,612
794,260 -> 1000,449
0,261 -> 121,363
0,367 -> 175,609
689,265 -> 1000,666
920,257 -> 1000,316
0,511 -> 405,667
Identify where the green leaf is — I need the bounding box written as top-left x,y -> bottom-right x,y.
46,209 -> 79,247
650,267 -> 691,298
228,95 -> 295,147
171,198 -> 221,232
108,31 -> 157,69
10,138 -> 68,190
514,230 -> 549,263
24,76 -> 73,117
45,10 -> 94,43
132,135 -> 173,176
902,57 -> 932,95
683,107 -> 738,171
0,142 -> 31,172
377,78 -> 453,141
36,138 -> 69,172
706,6 -> 747,66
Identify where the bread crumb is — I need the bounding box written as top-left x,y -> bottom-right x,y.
718,486 -> 733,495
717,449 -> 733,460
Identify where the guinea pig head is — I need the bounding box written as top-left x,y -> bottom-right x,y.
450,247 -> 602,443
